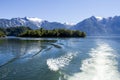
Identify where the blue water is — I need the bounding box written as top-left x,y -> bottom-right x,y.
0,36 -> 120,80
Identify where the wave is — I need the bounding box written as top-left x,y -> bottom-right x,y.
0,54 -> 15,68
47,52 -> 77,71
67,42 -> 120,80
50,43 -> 62,49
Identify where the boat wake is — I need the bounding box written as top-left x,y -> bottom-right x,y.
47,52 -> 77,71
67,42 -> 120,80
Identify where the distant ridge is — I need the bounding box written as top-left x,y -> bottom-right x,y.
1,16 -> 120,35
72,16 -> 120,36
0,17 -> 71,30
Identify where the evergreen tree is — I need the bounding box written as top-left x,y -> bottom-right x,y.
19,28 -> 86,38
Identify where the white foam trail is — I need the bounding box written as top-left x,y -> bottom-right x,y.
47,52 -> 77,71
68,42 -> 120,80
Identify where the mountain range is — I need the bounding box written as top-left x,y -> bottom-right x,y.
0,16 -> 120,36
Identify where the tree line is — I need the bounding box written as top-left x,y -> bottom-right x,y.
0,26 -> 31,37
19,28 -> 86,37
0,31 -> 5,37
0,26 -> 86,38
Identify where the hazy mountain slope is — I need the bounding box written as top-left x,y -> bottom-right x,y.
0,17 -> 70,29
1,16 -> 120,35
72,16 -> 120,36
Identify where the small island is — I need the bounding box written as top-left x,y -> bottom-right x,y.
19,28 -> 86,38
0,27 -> 86,38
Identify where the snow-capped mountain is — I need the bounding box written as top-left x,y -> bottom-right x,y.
0,17 -> 71,29
1,16 -> 120,36
72,16 -> 120,35
26,17 -> 43,22
95,16 -> 103,20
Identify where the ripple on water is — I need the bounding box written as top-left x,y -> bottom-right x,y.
67,42 -> 120,80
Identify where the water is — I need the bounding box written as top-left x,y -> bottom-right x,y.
0,37 -> 120,80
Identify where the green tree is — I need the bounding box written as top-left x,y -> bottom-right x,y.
0,31 -> 5,37
19,28 -> 86,38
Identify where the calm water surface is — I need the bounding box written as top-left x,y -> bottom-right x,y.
0,37 -> 120,80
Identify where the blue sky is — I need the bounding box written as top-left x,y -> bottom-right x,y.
0,0 -> 120,23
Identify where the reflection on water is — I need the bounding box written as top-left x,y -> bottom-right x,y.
0,39 -> 57,67
0,37 -> 120,80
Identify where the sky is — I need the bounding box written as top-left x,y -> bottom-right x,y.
0,0 -> 120,23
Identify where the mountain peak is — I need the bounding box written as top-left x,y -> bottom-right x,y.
95,16 -> 103,20
25,17 -> 43,22
89,16 -> 103,21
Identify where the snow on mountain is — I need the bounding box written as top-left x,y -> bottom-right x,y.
0,17 -> 70,29
26,17 -> 43,22
72,16 -> 120,36
0,17 -> 44,29
1,16 -> 120,36
95,16 -> 103,20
